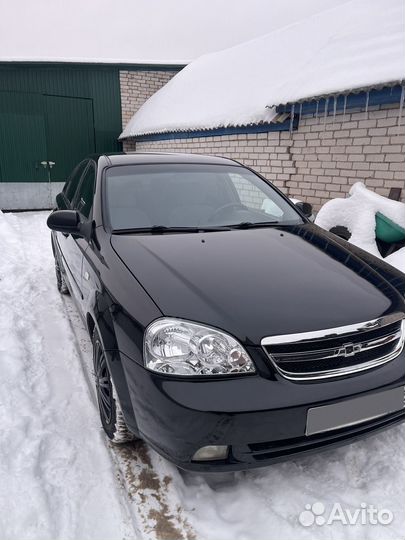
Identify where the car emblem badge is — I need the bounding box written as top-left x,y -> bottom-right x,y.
337,342 -> 362,357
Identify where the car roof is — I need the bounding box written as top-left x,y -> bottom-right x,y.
93,151 -> 242,167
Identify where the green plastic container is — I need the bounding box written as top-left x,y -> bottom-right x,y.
375,212 -> 405,243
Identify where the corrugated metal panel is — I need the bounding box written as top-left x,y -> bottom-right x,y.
88,68 -> 122,154
0,64 -> 122,182
44,95 -> 95,181
0,91 -> 47,182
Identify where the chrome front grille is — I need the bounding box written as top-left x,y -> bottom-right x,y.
261,315 -> 405,381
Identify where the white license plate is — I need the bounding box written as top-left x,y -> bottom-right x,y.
306,386 -> 404,436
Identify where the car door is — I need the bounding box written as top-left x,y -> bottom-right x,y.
54,159 -> 88,300
66,160 -> 97,311
57,160 -> 88,211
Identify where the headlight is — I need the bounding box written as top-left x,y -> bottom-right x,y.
143,318 -> 256,376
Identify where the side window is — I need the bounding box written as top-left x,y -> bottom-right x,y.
73,163 -> 96,219
64,161 -> 88,205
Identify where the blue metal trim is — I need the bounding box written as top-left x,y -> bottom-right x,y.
276,85 -> 403,115
132,117 -> 296,142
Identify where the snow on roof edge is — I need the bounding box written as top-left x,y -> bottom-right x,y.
118,114 -> 281,140
120,79 -> 403,140
0,56 -> 189,66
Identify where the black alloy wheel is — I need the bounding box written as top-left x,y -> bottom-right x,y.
92,329 -> 135,443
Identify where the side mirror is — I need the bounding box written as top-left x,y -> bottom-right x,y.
47,210 -> 83,236
294,200 -> 313,219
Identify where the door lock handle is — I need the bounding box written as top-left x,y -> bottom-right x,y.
41,161 -> 56,169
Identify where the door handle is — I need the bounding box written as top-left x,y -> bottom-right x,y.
84,271 -> 90,281
41,161 -> 56,169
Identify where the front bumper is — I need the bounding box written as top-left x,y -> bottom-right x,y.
121,347 -> 405,471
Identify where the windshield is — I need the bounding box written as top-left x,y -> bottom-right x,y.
105,163 -> 303,231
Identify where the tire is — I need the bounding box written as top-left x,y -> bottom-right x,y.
55,257 -> 70,295
92,329 -> 136,444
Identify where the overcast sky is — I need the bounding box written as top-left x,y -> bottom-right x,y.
0,0 -> 351,63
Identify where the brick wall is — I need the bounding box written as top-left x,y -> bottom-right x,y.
120,70 -> 179,130
125,131 -> 292,192
290,104 -> 405,208
123,103 -> 404,209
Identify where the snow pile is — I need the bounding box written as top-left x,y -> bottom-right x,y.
121,0 -> 405,138
315,182 -> 405,271
0,211 -> 134,540
173,432 -> 405,540
316,182 -> 405,255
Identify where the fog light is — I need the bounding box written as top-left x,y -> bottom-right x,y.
192,445 -> 229,461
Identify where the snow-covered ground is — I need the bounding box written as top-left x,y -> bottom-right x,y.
1,211 -> 404,540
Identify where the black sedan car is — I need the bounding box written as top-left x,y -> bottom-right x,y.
47,152 -> 405,471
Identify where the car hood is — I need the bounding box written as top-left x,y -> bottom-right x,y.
111,224 -> 402,345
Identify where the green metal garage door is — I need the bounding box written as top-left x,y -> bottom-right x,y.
0,91 -> 95,182
0,64 -> 122,186
45,95 -> 95,181
0,91 -> 47,182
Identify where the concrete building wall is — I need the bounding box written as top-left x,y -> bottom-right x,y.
124,104 -> 405,210
0,182 -> 64,211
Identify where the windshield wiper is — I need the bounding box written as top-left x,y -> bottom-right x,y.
227,221 -> 280,229
112,225 -> 232,234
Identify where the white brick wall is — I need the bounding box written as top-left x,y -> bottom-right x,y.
289,105 -> 405,208
121,95 -> 405,209
120,70 -> 179,130
126,132 -> 293,193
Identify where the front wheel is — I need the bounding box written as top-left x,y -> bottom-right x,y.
92,329 -> 136,444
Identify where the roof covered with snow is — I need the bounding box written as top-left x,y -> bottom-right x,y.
121,0 -> 405,138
